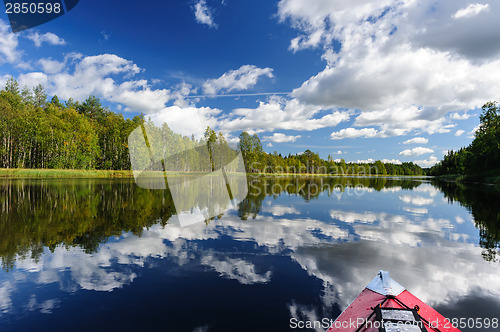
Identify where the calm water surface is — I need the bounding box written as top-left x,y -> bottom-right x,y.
0,176 -> 499,331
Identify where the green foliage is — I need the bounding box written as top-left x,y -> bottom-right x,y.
374,160 -> 387,175
433,179 -> 500,262
0,81 -> 146,171
0,80 -> 243,173
0,176 -> 423,269
204,126 -> 217,143
430,101 -> 500,177
4,77 -> 19,95
0,79 -> 424,176
33,84 -> 47,108
236,131 -> 422,175
0,179 -> 176,270
237,131 -> 265,172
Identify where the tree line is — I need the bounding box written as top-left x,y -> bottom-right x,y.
237,131 -> 423,176
0,78 -> 232,172
0,78 -> 143,170
1,78 -> 423,175
429,101 -> 500,177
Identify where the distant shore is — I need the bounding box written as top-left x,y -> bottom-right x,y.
0,168 -> 430,179
0,168 -> 135,178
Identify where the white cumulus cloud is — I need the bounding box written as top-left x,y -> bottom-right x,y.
414,155 -> 439,167
202,65 -> 273,95
38,58 -> 65,74
278,0 -> 500,138
193,0 -> 217,28
382,159 -> 402,164
26,32 -> 66,48
263,133 -> 302,143
453,3 -> 490,19
17,53 -> 173,113
399,147 -> 434,157
0,19 -> 21,64
330,128 -> 384,140
403,137 -> 428,145
148,105 -> 221,139
221,97 -> 350,133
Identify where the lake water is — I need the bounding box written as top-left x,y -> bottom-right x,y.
0,176 -> 499,331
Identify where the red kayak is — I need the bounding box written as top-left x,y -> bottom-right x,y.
327,271 -> 461,332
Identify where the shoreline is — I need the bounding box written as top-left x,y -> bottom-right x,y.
434,173 -> 500,186
0,168 -> 135,178
1,168 -> 429,179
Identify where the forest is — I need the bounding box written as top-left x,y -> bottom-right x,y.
429,101 -> 500,177
0,78 -> 424,176
0,78 -> 142,170
237,132 -> 423,175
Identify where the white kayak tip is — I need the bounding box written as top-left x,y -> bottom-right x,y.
366,270 -> 405,296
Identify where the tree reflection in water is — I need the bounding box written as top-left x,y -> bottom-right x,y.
1,176 -> 498,272
432,179 -> 500,262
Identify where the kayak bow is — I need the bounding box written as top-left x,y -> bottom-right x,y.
327,271 -> 461,332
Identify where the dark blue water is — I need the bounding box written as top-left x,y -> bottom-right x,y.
0,177 -> 499,331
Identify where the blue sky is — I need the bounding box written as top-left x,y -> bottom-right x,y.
2,0 -> 499,166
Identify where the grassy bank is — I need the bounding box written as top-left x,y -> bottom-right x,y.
0,168 -> 135,178
436,169 -> 500,186
0,169 -> 244,179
